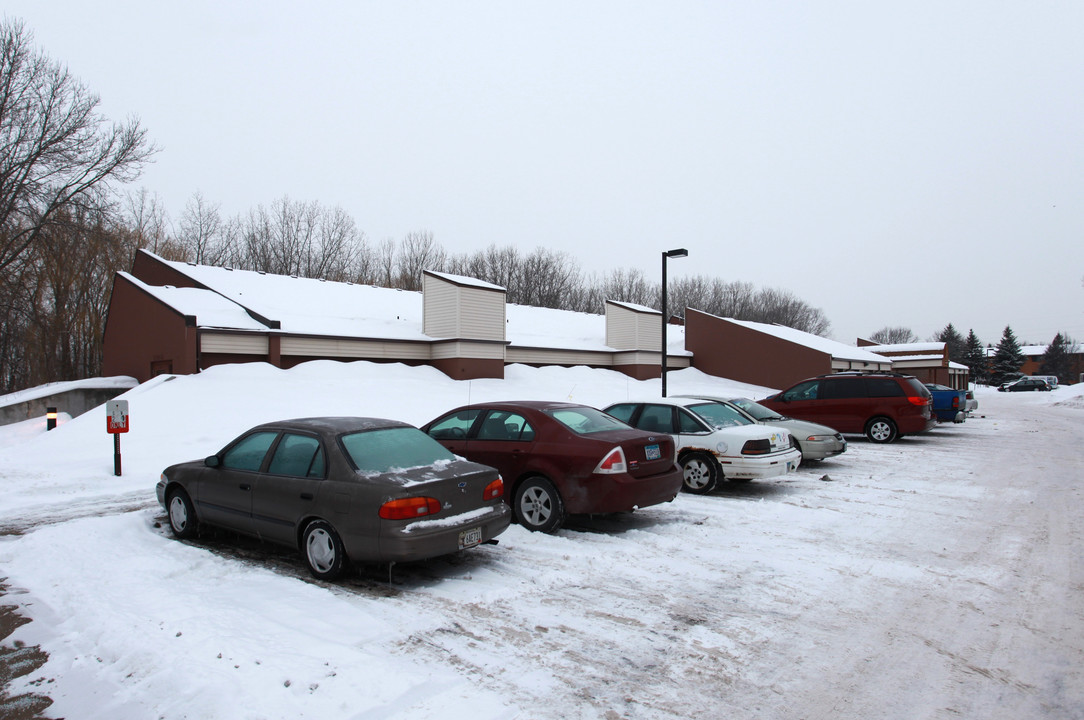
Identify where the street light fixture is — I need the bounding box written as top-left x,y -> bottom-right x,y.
661,248 -> 689,397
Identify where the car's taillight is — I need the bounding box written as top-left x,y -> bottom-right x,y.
593,447 -> 627,474
908,396 -> 930,406
741,439 -> 772,455
379,496 -> 440,520
951,396 -> 959,409
484,477 -> 504,500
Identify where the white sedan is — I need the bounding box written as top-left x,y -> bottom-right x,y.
603,398 -> 801,494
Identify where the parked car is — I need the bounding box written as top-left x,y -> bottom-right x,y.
964,389 -> 978,414
759,372 -> 935,444
923,384 -> 967,423
602,397 -> 801,494
422,401 -> 683,533
998,377 -> 1052,392
157,417 -> 511,580
677,395 -> 847,463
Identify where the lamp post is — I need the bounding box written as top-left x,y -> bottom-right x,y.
661,248 -> 688,397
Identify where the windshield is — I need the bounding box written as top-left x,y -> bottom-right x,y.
728,397 -> 784,421
546,406 -> 632,435
688,402 -> 753,429
341,427 -> 455,474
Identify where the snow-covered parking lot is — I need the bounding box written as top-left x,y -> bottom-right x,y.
1,363 -> 1082,719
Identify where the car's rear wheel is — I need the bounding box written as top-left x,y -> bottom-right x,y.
865,417 -> 898,443
166,488 -> 198,539
680,452 -> 719,494
513,476 -> 565,533
302,519 -> 347,581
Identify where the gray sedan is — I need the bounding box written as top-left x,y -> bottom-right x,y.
157,417 -> 511,580
677,395 -> 846,463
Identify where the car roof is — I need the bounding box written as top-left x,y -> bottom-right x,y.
451,400 -> 594,412
612,396 -> 720,408
251,417 -> 412,434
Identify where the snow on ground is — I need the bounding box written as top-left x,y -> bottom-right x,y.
0,364 -> 1082,719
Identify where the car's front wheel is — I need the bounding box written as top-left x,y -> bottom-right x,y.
166,488 -> 198,539
302,520 -> 347,581
680,452 -> 719,494
513,476 -> 565,533
865,417 -> 898,443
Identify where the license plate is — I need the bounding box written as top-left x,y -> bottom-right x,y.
459,527 -> 482,549
645,443 -> 661,460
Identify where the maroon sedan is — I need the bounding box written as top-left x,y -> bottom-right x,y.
422,401 -> 683,533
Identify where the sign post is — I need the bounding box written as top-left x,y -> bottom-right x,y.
106,400 -> 129,476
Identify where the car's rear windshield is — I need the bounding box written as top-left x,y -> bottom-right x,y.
341,427 -> 455,474
689,402 -> 753,428
546,406 -> 632,435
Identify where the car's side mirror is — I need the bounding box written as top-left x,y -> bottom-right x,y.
204,455 -> 221,468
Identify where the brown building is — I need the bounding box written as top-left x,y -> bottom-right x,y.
855,340 -> 969,389
684,310 -> 892,389
102,251 -> 691,384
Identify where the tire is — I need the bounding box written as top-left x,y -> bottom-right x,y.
865,417 -> 898,444
513,476 -> 566,533
167,488 -> 198,539
302,520 -> 347,581
680,452 -> 719,494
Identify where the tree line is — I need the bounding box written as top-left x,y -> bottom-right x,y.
0,18 -> 831,395
868,324 -> 1080,386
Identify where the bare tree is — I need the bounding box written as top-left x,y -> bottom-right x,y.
396,230 -> 445,290
177,191 -> 226,265
868,326 -> 917,344
0,19 -> 155,273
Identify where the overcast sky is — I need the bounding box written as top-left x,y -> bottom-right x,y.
8,2 -> 1083,347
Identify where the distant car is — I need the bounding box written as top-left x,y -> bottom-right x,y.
676,395 -> 847,463
759,372 -> 935,444
923,384 -> 967,423
157,417 -> 511,580
422,401 -> 683,533
999,377 -> 1052,392
602,397 -> 801,494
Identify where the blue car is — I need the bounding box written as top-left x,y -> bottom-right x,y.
924,384 -> 966,423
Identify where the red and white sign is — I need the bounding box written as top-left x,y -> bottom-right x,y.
106,399 -> 129,434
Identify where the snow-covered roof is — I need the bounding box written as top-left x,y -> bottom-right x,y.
122,272 -> 269,331
606,300 -> 660,315
425,270 -> 505,292
866,342 -> 945,354
724,318 -> 890,364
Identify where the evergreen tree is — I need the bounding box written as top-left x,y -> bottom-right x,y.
1039,333 -> 1072,384
934,323 -> 966,363
962,329 -> 988,384
991,325 -> 1025,384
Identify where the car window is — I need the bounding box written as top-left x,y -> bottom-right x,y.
604,404 -> 638,424
636,405 -> 675,434
547,406 -> 630,435
821,378 -> 864,399
688,402 -> 752,428
267,433 -> 325,478
782,381 -> 819,401
341,427 -> 456,475
728,398 -> 781,421
427,409 -> 483,440
477,411 -> 535,441
221,431 -> 278,472
865,378 -> 905,397
677,409 -> 709,433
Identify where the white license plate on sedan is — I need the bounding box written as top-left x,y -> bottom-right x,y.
645,444 -> 661,460
459,527 -> 482,549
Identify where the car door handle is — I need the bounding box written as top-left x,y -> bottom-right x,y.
300,492 -> 314,500
239,483 -> 251,491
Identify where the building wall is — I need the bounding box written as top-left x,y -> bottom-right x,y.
685,309 -> 832,389
102,275 -> 199,382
